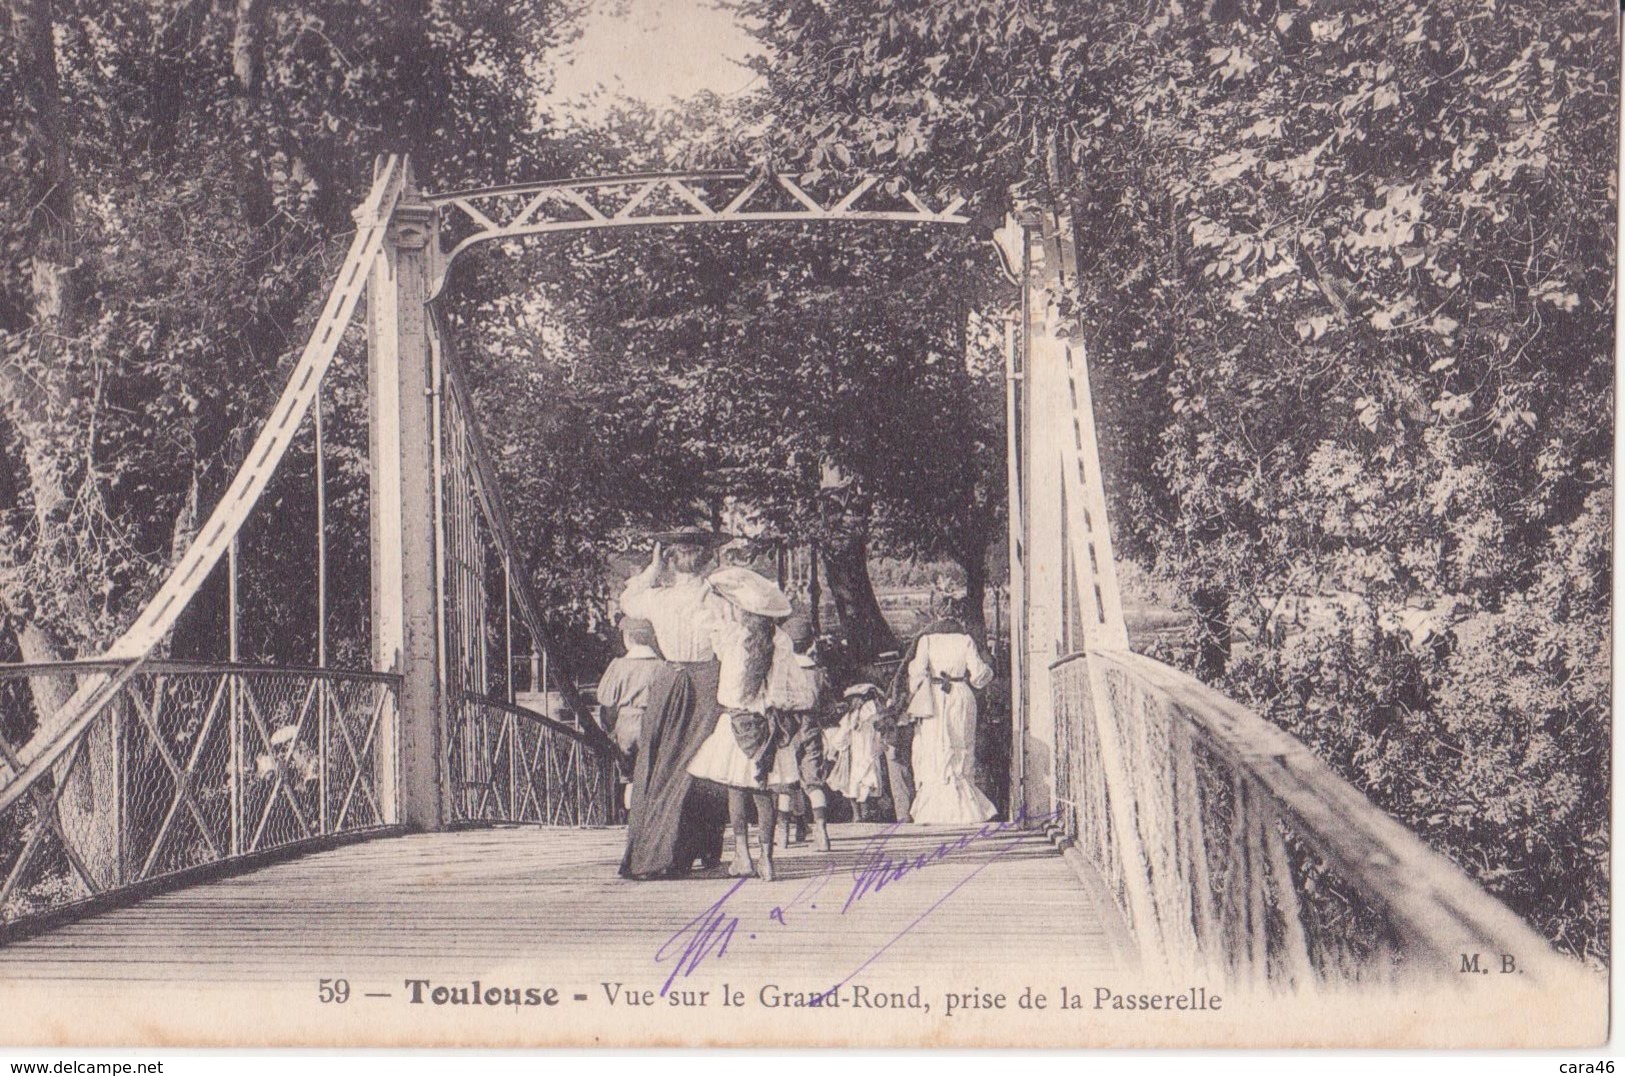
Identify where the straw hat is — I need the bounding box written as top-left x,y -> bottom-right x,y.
707,567 -> 793,618
648,526 -> 733,548
932,566 -> 969,600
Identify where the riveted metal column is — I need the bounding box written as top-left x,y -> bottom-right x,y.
366,156 -> 445,831
1013,210 -> 1063,818
1002,301 -> 1028,818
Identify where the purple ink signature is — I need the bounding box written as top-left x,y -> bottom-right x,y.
652,877 -> 746,995
652,805 -> 1062,996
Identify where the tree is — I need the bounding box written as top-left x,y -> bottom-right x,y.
0,0 -> 578,879
738,0 -> 1616,961
451,98 -> 1011,665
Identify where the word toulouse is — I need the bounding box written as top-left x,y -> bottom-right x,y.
405,980 -> 560,1007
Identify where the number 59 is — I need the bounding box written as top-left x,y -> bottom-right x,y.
318,978 -> 350,1004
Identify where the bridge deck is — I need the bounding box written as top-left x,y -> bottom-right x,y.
0,824 -> 1131,1025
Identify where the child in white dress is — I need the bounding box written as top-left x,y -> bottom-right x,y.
686,567 -> 795,880
825,683 -> 886,819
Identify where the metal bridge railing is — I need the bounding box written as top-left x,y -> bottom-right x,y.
0,661 -> 398,937
446,692 -> 620,828
1048,649 -> 1576,991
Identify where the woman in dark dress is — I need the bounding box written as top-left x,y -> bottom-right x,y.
616,530 -> 730,879
619,659 -> 727,878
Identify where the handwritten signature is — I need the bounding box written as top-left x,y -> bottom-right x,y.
652,877 -> 747,995
653,805 -> 1062,996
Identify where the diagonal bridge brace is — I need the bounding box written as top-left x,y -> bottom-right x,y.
0,157 -> 410,816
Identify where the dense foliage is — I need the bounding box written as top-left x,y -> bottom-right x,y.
739,0 -> 1615,960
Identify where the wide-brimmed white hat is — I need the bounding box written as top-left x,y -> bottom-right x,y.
707,566 -> 793,618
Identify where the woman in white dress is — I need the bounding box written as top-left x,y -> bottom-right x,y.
900,595 -> 997,824
686,567 -> 797,880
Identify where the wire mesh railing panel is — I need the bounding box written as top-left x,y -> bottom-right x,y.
122,673 -> 233,881
447,703 -> 491,823
575,740 -> 613,827
0,663 -> 398,935
1,667 -> 109,922
324,676 -> 390,832
237,676 -> 321,855
511,716 -> 545,823
440,376 -> 493,707
446,694 -> 620,829
546,733 -> 569,825
1050,651 -> 1472,990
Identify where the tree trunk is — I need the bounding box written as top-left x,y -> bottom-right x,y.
815,470 -> 897,664
1191,586 -> 1232,680
959,553 -> 988,641
231,0 -> 267,93
147,0 -> 210,160
819,535 -> 896,664
2,0 -> 75,551
5,0 -> 120,891
11,0 -> 72,314
4,0 -> 77,574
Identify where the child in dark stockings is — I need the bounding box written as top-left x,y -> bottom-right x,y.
684,567 -> 797,880
770,616 -> 834,852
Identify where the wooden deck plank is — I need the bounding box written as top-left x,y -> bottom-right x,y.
0,823 -> 1133,989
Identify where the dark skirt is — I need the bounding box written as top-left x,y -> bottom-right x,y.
619,660 -> 728,879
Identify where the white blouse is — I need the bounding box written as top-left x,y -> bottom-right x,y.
767,636 -> 822,711
906,632 -> 995,718
617,570 -> 717,662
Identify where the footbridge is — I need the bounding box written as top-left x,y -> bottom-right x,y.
0,157 -> 1590,1045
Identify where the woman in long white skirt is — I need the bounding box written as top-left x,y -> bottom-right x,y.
901,598 -> 997,825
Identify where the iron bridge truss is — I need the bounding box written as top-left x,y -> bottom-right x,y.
428,170 -> 971,292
